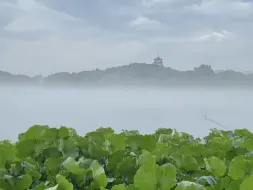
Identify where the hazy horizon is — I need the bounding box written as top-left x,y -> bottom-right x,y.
1,0 -> 253,75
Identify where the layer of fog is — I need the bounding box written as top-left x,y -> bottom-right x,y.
1,86 -> 253,141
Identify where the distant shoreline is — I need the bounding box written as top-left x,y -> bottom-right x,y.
2,63 -> 253,88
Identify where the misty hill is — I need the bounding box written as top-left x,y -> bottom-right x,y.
43,64 -> 253,87
0,71 -> 34,84
2,63 -> 253,87
44,63 -> 180,85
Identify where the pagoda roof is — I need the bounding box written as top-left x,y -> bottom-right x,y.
154,56 -> 163,61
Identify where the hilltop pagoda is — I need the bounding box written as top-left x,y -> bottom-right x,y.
152,53 -> 164,67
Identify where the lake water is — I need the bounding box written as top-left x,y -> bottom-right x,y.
1,86 -> 253,141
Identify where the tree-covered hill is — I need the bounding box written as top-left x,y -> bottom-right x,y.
2,64 -> 253,87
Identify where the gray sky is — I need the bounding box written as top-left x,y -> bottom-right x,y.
1,0 -> 253,75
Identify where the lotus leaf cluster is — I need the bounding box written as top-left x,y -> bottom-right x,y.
1,126 -> 253,190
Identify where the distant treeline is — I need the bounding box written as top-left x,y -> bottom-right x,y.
1,64 -> 253,87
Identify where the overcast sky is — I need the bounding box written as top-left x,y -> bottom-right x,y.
0,0 -> 253,75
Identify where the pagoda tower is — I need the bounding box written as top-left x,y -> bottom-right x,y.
152,53 -> 164,67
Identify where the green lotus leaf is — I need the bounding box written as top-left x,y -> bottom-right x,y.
15,139 -> 36,159
126,135 -> 156,152
112,184 -> 126,190
234,129 -> 253,138
58,127 -> 71,139
109,134 -> 126,152
58,139 -> 79,158
45,185 -> 58,190
96,127 -> 114,138
107,150 -> 125,175
207,136 -> 233,157
118,156 -> 137,179
241,139 -> 253,152
134,163 -> 177,190
44,157 -> 65,176
56,174 -> 73,190
43,147 -> 63,158
204,156 -> 226,177
34,183 -> 47,190
228,156 -> 247,180
0,141 -> 15,168
213,176 -> 230,190
77,157 -> 93,169
18,125 -> 50,140
1,174 -> 15,189
240,174 -> 253,190
90,161 -> 107,188
138,150 -> 156,167
61,157 -> 85,175
170,154 -> 199,171
155,128 -> 173,135
88,138 -> 112,160
125,184 -> 138,190
15,174 -> 33,190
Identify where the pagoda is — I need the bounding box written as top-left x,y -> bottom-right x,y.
152,53 -> 164,67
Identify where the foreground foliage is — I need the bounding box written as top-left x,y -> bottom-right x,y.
1,126 -> 253,190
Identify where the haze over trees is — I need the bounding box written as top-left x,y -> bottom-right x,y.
1,64 -> 253,87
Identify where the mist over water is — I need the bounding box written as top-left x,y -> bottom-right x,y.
1,86 -> 253,141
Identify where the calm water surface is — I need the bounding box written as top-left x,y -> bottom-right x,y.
1,86 -> 253,141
